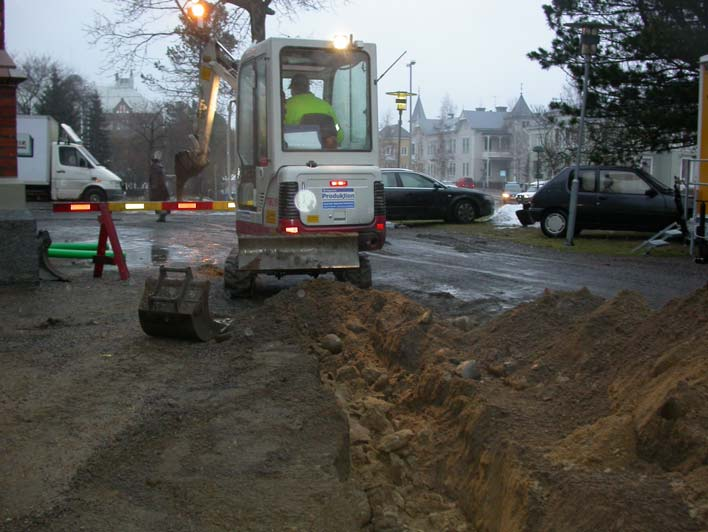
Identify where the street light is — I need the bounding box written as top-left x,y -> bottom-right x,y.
386,90 -> 416,167
186,0 -> 208,27
406,60 -> 416,144
565,21 -> 610,246
533,145 -> 544,187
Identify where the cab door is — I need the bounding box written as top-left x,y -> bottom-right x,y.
53,145 -> 94,200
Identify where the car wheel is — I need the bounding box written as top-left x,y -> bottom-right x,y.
541,209 -> 568,238
453,200 -> 478,224
81,187 -> 107,203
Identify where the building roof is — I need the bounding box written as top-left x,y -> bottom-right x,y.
96,73 -> 149,113
510,94 -> 533,118
379,124 -> 410,138
459,110 -> 506,130
410,95 -> 537,136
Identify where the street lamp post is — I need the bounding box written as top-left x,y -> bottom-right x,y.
533,145 -> 543,187
565,22 -> 606,246
406,60 -> 416,140
386,91 -> 416,168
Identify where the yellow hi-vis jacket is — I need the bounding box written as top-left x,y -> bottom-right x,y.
285,93 -> 344,144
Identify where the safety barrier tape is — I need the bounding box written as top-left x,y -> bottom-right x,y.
53,201 -> 237,213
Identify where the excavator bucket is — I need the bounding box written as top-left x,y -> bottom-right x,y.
174,150 -> 208,200
236,233 -> 360,271
139,266 -> 222,342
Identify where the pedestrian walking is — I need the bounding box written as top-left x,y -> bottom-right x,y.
149,151 -> 171,222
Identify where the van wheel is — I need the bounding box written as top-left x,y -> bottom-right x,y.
541,209 -> 568,238
82,187 -> 107,203
453,200 -> 478,224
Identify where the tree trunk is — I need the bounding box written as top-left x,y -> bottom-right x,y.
225,0 -> 271,42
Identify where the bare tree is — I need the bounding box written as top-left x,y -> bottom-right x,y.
87,0 -> 335,88
16,54 -> 61,114
435,94 -> 456,179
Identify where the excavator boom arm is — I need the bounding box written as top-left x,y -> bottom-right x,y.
175,40 -> 239,199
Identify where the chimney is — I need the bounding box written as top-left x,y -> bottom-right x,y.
496,106 -> 508,112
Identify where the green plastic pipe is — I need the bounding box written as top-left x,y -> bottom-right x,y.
50,242 -> 108,250
47,249 -> 117,259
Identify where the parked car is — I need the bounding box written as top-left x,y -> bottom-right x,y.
515,180 -> 549,203
501,182 -> 523,204
455,177 -> 476,189
382,169 -> 495,223
516,166 -> 682,237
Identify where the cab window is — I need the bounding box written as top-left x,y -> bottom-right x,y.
281,46 -> 371,152
237,55 -> 267,208
59,146 -> 92,168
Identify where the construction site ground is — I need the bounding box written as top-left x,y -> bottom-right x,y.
1,256 -> 707,531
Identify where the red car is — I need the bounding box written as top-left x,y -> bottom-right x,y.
455,177 -> 475,189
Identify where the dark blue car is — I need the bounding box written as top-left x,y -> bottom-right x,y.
516,166 -> 681,237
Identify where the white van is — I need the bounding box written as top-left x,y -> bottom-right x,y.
17,115 -> 125,202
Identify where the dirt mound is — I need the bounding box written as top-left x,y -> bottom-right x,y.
262,280 -> 708,531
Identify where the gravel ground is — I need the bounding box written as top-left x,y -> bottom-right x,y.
0,264 -> 368,532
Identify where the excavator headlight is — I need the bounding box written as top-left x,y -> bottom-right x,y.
332,34 -> 350,50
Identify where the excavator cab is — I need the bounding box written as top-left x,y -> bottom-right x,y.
176,36 -> 386,297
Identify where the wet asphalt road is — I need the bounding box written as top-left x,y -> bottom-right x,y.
31,203 -> 707,315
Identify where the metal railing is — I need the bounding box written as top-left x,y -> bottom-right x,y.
683,159 -> 708,257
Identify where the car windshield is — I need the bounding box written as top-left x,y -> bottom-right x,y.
281,46 -> 371,152
637,168 -> 672,194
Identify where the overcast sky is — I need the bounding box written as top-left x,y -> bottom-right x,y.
7,0 -> 569,124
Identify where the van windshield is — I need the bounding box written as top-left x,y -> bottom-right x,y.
79,147 -> 100,167
281,46 -> 371,152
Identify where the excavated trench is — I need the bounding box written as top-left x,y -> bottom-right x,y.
260,280 -> 708,532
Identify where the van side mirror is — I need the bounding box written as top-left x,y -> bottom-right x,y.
645,188 -> 658,198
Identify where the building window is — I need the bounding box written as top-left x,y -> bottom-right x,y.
462,137 -> 470,154
462,162 -> 470,176
400,146 -> 408,156
448,161 -> 456,176
384,145 -> 393,156
411,143 -> 416,156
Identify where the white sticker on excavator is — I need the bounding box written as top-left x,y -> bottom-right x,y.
321,188 -> 355,209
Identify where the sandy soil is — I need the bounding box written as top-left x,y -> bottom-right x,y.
1,263 -> 707,531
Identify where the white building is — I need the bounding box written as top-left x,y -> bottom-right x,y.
409,94 -> 535,188
96,73 -> 149,115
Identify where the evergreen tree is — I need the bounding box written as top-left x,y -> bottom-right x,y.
34,68 -> 84,131
35,67 -> 78,127
529,0 -> 707,163
84,90 -> 112,165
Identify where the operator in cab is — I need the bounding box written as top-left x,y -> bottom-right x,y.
284,73 -> 343,149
